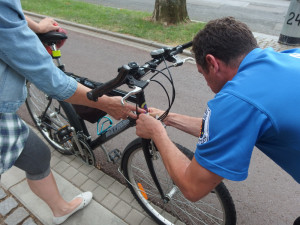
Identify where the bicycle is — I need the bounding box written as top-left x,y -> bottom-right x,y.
26,30 -> 237,225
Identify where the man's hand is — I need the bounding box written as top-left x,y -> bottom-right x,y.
148,107 -> 172,126
148,107 -> 164,118
136,113 -> 165,139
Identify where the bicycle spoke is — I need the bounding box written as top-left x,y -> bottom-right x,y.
133,165 -> 202,223
132,164 -> 224,224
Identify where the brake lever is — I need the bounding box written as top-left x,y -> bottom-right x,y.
121,86 -> 142,106
173,57 -> 195,67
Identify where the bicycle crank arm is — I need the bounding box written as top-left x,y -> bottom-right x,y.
70,127 -> 85,155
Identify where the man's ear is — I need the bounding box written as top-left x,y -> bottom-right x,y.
205,54 -> 219,72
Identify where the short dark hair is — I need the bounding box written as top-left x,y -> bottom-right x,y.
192,17 -> 258,72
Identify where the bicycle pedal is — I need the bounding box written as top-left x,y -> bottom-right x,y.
108,149 -> 121,164
55,125 -> 72,144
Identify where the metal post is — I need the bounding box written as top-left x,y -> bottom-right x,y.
278,0 -> 300,45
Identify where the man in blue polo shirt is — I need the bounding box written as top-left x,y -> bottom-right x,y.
135,16 -> 300,224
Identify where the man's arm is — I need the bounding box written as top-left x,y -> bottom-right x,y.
149,108 -> 202,137
136,114 -> 223,202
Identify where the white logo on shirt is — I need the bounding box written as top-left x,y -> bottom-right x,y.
289,53 -> 300,58
198,107 -> 211,144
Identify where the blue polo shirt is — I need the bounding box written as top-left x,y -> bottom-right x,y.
195,48 -> 300,183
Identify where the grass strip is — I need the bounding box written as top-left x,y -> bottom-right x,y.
21,0 -> 205,45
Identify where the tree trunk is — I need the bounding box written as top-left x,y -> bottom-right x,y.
152,0 -> 190,25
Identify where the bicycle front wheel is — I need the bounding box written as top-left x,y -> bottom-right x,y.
121,138 -> 236,225
26,82 -> 79,155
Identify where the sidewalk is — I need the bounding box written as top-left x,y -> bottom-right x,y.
1,13 -> 299,225
1,125 -> 153,225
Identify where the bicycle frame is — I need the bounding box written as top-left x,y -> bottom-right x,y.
47,41 -> 169,198
44,33 -> 183,197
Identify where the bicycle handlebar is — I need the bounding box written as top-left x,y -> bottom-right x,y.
87,65 -> 131,101
87,41 -> 192,101
170,41 -> 193,56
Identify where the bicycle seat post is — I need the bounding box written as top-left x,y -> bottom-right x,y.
50,43 -> 65,72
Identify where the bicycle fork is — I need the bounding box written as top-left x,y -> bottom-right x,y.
135,90 -> 170,202
143,139 -> 178,203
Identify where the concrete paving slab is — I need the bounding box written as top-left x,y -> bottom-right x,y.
1,166 -> 26,189
5,168 -> 128,225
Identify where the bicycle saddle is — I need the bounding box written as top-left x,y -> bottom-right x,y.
37,31 -> 68,45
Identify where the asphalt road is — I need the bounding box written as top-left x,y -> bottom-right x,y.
78,0 -> 290,36
18,21 -> 299,225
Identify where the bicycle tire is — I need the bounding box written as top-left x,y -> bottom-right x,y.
26,82 -> 81,155
121,138 -> 236,225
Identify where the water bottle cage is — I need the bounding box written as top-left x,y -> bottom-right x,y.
97,116 -> 113,135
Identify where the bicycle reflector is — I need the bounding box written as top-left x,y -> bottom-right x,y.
138,183 -> 148,200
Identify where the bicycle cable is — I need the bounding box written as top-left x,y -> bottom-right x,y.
143,57 -> 176,122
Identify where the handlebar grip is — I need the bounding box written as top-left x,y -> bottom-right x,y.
181,41 -> 193,49
87,65 -> 131,101
170,41 -> 193,57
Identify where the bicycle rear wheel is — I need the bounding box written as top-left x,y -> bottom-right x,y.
121,138 -> 236,225
26,82 -> 78,155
